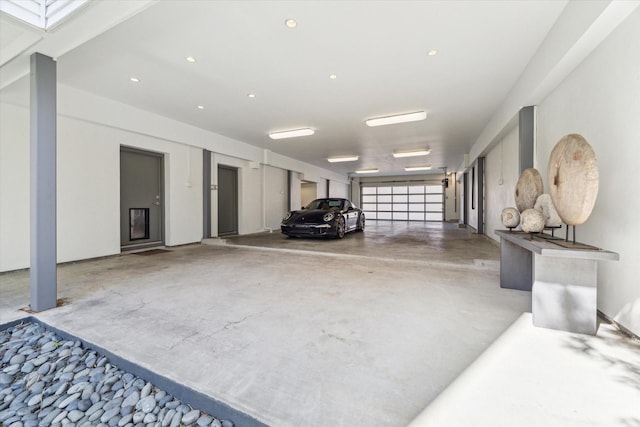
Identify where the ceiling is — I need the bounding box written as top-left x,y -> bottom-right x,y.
0,0 -> 569,177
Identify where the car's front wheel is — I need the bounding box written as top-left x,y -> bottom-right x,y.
357,214 -> 365,231
335,217 -> 345,239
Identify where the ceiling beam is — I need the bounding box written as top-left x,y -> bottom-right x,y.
466,0 -> 639,170
0,0 -> 157,90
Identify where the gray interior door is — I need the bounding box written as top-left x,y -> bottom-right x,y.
218,165 -> 238,236
120,147 -> 163,249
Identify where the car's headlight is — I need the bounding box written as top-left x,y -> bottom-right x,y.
323,212 -> 335,222
283,212 -> 292,221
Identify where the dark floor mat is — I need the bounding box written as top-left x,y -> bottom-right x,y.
132,249 -> 171,256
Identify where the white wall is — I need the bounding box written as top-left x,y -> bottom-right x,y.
264,165 -> 288,230
484,126 -> 519,241
444,173 -> 460,222
350,177 -> 360,206
289,172 -> 302,211
266,150 -> 348,186
534,9 -> 640,335
328,180 -> 348,198
317,179 -> 327,199
301,182 -> 317,207
0,103 -> 203,271
1,84 -> 348,271
0,103 -> 30,271
58,116 -> 121,263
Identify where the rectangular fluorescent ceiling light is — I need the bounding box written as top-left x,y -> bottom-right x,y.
405,165 -> 432,171
393,149 -> 431,158
268,128 -> 314,140
327,155 -> 359,163
355,168 -> 379,174
365,111 -> 427,127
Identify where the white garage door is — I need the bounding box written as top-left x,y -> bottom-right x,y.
361,182 -> 444,221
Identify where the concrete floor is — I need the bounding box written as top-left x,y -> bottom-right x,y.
224,221 -> 500,270
1,221 -> 638,426
409,313 -> 640,427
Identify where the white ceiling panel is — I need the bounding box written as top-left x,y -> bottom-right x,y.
2,0 -> 570,176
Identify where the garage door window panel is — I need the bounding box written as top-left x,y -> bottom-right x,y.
360,181 -> 443,222
363,195 -> 377,203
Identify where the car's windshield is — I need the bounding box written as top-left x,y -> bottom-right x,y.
305,199 -> 344,210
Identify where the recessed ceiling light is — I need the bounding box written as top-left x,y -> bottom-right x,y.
129,77 -> 140,83
327,155 -> 359,163
405,165 -> 432,171
186,56 -> 196,63
197,105 -> 204,110
393,149 -> 431,158
365,111 -> 427,127
427,49 -> 438,56
285,18 -> 297,28
329,74 -> 337,80
355,168 -> 379,174
247,93 -> 256,98
268,128 -> 314,140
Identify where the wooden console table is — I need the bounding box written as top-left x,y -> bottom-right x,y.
496,230 -> 619,335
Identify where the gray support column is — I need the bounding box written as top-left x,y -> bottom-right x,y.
326,179 -> 330,197
30,53 -> 57,312
519,106 -> 535,173
202,149 -> 211,238
287,170 -> 292,210
477,157 -> 485,234
463,172 -> 468,226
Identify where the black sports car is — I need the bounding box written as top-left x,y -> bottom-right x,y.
281,198 -> 365,239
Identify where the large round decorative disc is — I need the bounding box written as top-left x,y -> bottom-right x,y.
515,168 -> 544,212
547,134 -> 598,226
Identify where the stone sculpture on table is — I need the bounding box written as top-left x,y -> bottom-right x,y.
534,193 -> 562,228
501,207 -> 520,230
501,134 -> 598,242
520,208 -> 545,234
515,168 -> 544,212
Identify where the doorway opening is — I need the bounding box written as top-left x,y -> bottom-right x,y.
120,147 -> 164,250
218,165 -> 238,236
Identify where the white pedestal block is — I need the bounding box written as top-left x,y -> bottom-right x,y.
496,230 -> 618,335
532,255 -> 597,334
532,281 -> 597,334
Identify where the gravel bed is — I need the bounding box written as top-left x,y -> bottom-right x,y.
0,321 -> 234,427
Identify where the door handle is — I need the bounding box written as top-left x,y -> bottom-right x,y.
153,202 -> 160,206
